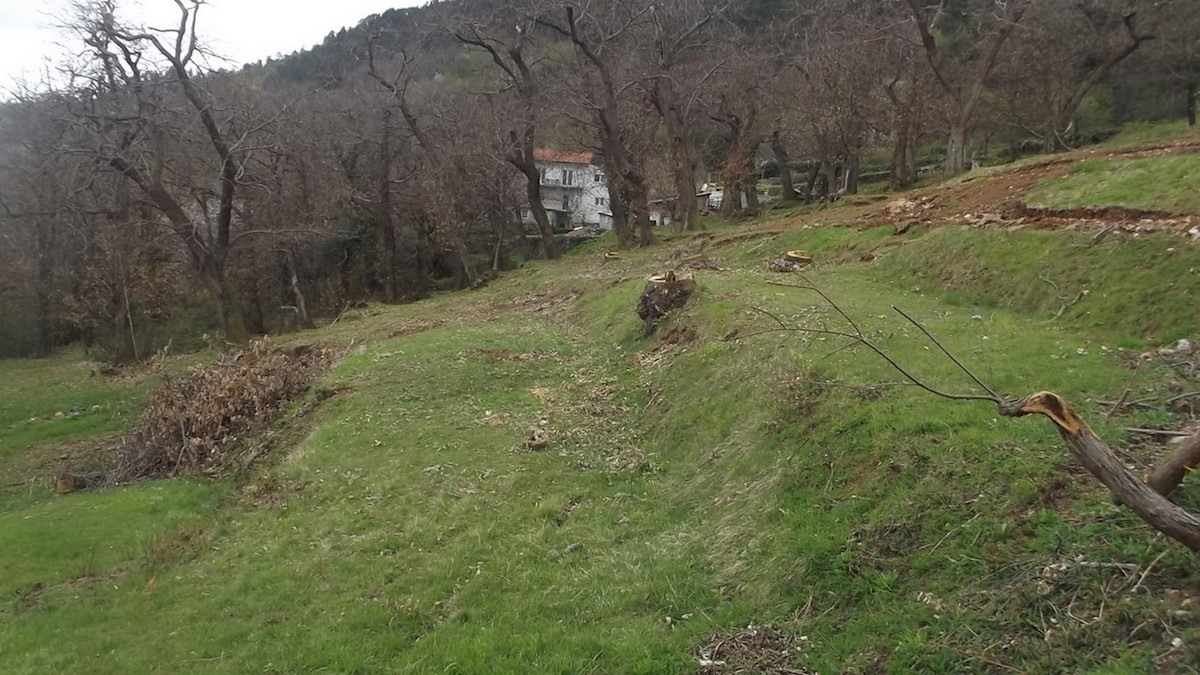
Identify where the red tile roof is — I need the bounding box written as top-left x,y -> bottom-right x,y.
534,148 -> 594,165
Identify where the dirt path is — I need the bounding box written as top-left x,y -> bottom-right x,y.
867,138 -> 1200,236
736,138 -> 1200,238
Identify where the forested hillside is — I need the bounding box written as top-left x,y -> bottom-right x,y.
0,0 -> 1196,360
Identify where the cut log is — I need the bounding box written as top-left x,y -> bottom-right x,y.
998,392 -> 1200,553
636,270 -> 697,339
1146,430 -> 1200,500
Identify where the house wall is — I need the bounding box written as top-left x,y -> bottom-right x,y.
521,159 -> 612,230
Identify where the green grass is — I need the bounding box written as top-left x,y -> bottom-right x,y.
1,178 -> 1199,671
0,350 -> 145,459
1,480 -> 223,597
1099,119 -> 1200,149
1026,154 -> 1200,213
874,226 -> 1200,345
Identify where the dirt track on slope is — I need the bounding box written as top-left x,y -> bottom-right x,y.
855,138 -> 1200,237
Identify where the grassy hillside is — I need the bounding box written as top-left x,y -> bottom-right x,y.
3,159 -> 1200,671
1025,154 -> 1200,213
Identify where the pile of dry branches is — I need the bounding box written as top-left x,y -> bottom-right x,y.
110,341 -> 337,483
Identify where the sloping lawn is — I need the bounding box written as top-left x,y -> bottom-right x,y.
1025,154 -> 1200,213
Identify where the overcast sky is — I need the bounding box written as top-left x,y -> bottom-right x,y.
0,0 -> 417,94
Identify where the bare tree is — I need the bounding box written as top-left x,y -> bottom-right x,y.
905,0 -> 1032,174
540,4 -> 654,247
451,5 -> 561,258
996,4 -> 1153,150
367,40 -> 480,285
639,0 -> 723,231
63,0 -> 264,341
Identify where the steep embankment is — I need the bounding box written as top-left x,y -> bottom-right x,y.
2,144 -> 1199,673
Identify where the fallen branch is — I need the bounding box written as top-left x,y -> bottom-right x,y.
1127,428 -> 1194,438
1105,359 -> 1144,421
1145,431 -> 1200,500
752,282 -> 1200,553
1000,393 -> 1200,552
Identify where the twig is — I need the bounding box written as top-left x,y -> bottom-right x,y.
742,319 -> 999,404
893,305 -> 1002,400
752,286 -> 1001,405
941,645 -> 1029,674
1105,359 -> 1145,421
1166,391 -> 1200,407
928,512 -> 982,554
768,278 -> 863,337
1095,398 -> 1156,410
1126,428 -> 1193,438
1130,549 -> 1169,594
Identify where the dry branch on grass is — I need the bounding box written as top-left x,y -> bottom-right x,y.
108,341 -> 338,484
750,277 -> 1200,554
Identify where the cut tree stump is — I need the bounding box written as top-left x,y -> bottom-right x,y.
636,271 -> 697,338
55,472 -> 101,494
764,250 -> 814,273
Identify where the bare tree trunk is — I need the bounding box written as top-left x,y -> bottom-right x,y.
200,261 -> 249,344
244,268 -> 266,335
771,130 -> 797,201
890,122 -> 911,190
1045,13 -> 1151,151
451,27 -> 561,258
721,181 -> 739,215
652,79 -> 701,231
515,151 -> 559,259
601,152 -> 635,248
456,242 -> 478,287
630,179 -> 653,247
905,0 -> 1029,175
819,159 -> 835,201
946,124 -> 968,175
33,220 -> 55,356
744,177 -> 760,215
803,165 -> 819,204
377,109 -> 398,302
1188,81 -> 1197,127
283,252 -> 313,329
553,7 -> 652,248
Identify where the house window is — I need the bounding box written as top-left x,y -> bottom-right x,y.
562,194 -> 569,211
594,197 -> 607,206
563,170 -> 573,186
594,173 -> 603,183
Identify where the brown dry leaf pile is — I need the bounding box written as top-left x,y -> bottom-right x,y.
111,341 -> 338,483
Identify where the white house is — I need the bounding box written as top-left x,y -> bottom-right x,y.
520,149 -> 613,231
